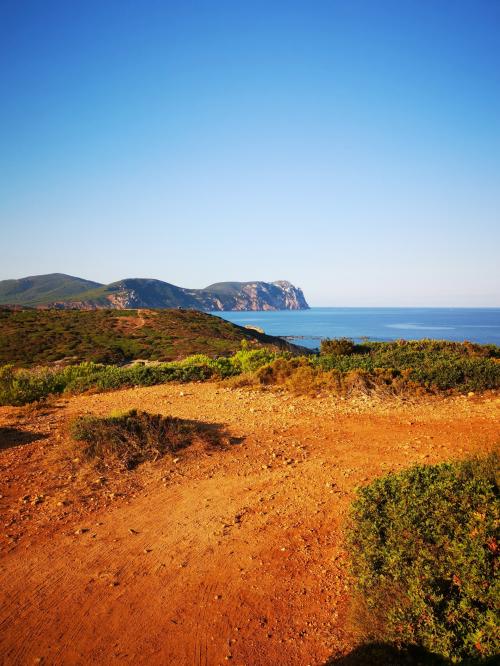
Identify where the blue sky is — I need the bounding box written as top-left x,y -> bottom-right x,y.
1,0 -> 499,306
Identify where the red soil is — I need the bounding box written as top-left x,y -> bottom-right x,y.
0,385 -> 498,665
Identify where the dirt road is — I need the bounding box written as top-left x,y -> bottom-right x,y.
1,385 -> 498,665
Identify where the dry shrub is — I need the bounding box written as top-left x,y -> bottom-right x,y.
339,368 -> 426,399
224,357 -> 434,399
70,409 -> 229,470
221,371 -> 256,389
320,337 -> 357,355
285,365 -> 319,394
255,356 -> 307,385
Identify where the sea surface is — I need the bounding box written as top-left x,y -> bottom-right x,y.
218,308 -> 500,349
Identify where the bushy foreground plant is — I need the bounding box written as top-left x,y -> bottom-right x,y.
70,409 -> 227,469
347,454 -> 499,663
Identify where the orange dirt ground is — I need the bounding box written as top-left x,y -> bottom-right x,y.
0,384 -> 499,665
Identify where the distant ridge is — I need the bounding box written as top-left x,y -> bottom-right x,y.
0,273 -> 103,306
0,273 -> 309,311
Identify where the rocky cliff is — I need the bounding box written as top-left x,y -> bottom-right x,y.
0,274 -> 309,311
204,281 -> 309,311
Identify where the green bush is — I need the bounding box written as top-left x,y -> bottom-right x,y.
230,347 -> 279,373
347,454 -> 499,663
0,361 -> 217,406
315,343 -> 500,393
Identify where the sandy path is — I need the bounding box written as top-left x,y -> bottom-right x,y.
0,385 -> 499,665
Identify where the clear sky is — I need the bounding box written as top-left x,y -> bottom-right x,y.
1,0 -> 499,306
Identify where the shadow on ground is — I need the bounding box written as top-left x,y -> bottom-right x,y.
324,643 -> 451,665
325,643 -> 500,665
0,427 -> 48,451
182,419 -> 244,450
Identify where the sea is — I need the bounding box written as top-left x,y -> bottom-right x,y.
218,308 -> 500,350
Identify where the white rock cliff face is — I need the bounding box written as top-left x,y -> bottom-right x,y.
222,281 -> 308,311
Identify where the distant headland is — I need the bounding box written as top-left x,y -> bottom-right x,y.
0,273 -> 309,311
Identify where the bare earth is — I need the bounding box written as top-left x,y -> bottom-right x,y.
1,384 -> 499,665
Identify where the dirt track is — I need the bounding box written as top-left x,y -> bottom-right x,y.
1,385 -> 499,665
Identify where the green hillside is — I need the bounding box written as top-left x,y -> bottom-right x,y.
67,278 -> 204,308
0,274 -> 103,306
0,307 -> 305,367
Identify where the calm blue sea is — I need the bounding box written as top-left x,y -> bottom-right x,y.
218,308 -> 500,349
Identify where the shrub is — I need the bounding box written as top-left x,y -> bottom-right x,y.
320,337 -> 357,356
0,364 -> 62,405
254,357 -> 305,385
230,347 -> 279,373
347,454 -> 499,663
70,409 -> 227,469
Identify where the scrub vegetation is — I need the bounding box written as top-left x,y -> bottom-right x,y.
348,453 -> 499,663
231,339 -> 500,396
1,337 -> 499,406
0,307 -> 298,366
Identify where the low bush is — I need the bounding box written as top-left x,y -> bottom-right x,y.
315,344 -> 500,393
230,347 -> 279,373
0,358 -> 228,406
70,409 -> 227,469
347,454 -> 499,663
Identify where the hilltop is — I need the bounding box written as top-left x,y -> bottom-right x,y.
0,307 -> 306,367
0,274 -> 309,311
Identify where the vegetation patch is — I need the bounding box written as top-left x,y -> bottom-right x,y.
0,308 -> 300,366
70,409 -> 229,470
347,454 -> 499,664
316,339 -> 500,393
0,349 -> 279,406
238,339 -> 500,396
1,339 -> 499,406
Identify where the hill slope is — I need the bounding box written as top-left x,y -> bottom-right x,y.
0,274 -> 309,311
0,308 -> 307,366
0,273 -> 103,306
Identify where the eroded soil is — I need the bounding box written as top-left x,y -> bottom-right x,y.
1,385 -> 499,665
